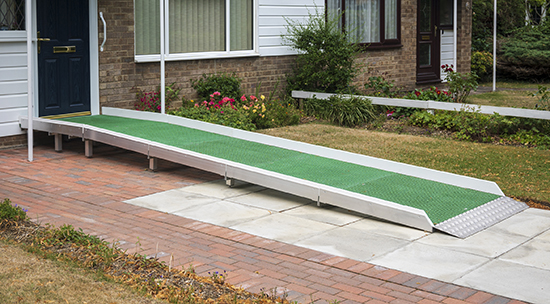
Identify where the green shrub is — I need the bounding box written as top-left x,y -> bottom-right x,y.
0,198 -> 28,222
531,85 -> 550,111
409,108 -> 550,147
441,64 -> 479,103
499,25 -> 550,80
240,95 -> 301,129
283,11 -> 363,93
304,95 -> 377,127
471,51 -> 493,81
191,73 -> 243,100
170,92 -> 300,131
364,75 -> 400,98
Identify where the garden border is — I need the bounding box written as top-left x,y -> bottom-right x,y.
291,91 -> 550,120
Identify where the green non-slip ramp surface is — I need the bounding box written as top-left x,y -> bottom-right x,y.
63,115 -> 500,224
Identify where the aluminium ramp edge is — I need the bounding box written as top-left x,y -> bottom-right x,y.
19,116 -> 434,232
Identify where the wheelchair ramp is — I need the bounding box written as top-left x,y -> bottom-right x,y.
20,108 -> 528,238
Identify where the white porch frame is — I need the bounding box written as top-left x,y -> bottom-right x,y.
26,0 -> 100,161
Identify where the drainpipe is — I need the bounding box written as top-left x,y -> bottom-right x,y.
160,0 -> 166,114
453,0 -> 457,70
26,0 -> 33,162
493,0 -> 497,92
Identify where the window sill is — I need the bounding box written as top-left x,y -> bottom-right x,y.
135,51 -> 260,63
359,44 -> 403,50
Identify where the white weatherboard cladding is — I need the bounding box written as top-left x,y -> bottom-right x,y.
0,32 -> 28,137
258,0 -> 322,56
440,30 -> 454,81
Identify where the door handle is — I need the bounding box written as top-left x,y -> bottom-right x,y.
100,12 -> 106,52
37,31 -> 51,54
434,25 -> 438,37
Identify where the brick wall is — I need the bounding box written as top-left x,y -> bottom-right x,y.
97,0 -> 471,110
0,134 -> 26,149
457,0 -> 473,74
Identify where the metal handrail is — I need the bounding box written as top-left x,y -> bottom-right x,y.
99,12 -> 106,52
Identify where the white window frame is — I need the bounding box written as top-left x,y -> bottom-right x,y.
134,0 -> 259,63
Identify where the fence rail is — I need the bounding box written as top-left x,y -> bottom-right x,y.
291,90 -> 550,120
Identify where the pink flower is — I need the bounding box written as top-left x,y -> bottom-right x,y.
251,95 -> 257,101
220,111 -> 224,114
213,91 -> 221,96
241,95 -> 247,102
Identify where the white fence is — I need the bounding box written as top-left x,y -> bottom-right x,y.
292,90 -> 550,121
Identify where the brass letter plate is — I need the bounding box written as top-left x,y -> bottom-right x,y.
53,46 -> 76,53
421,35 -> 430,41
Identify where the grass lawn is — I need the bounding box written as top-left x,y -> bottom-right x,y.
259,123 -> 550,205
478,79 -> 550,89
467,80 -> 550,108
466,90 -> 540,108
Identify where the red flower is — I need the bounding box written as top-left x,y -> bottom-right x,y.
415,91 -> 421,97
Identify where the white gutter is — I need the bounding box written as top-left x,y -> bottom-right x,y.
26,0 -> 33,162
160,0 -> 166,114
453,0 -> 457,69
493,0 -> 497,92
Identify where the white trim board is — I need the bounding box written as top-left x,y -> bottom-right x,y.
292,91 -> 550,121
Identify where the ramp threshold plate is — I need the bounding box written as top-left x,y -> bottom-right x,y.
23,109 -> 527,238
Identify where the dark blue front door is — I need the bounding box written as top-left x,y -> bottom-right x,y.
37,0 -> 90,117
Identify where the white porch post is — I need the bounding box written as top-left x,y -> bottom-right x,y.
26,0 -> 33,162
493,0 -> 497,92
160,0 -> 166,114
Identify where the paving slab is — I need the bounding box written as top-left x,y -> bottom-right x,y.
230,213 -> 337,243
294,226 -> 410,262
172,200 -> 271,228
418,225 -> 529,258
282,203 -> 364,226
488,208 -> 550,238
345,217 -> 429,241
182,179 -> 265,199
455,259 -> 550,304
369,242 -> 490,282
499,229 -> 550,271
124,188 -> 220,213
226,188 -> 311,212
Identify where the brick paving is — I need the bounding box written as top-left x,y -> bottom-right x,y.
0,137 -> 527,304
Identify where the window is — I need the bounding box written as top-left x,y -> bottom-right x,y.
135,0 -> 255,61
0,0 -> 25,30
439,0 -> 453,29
327,0 -> 400,48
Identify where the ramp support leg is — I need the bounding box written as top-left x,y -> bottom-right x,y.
226,178 -> 236,188
54,134 -> 62,152
149,157 -> 158,171
84,140 -> 93,158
